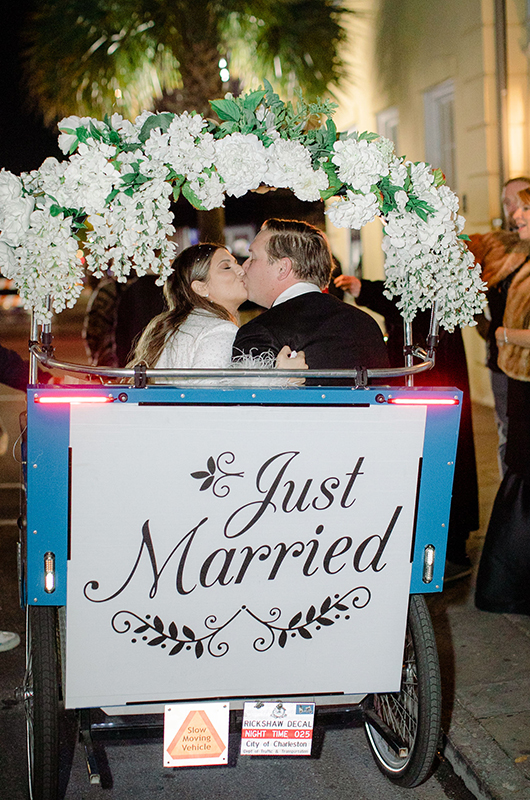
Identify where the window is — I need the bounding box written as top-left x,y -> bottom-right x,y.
376,107 -> 399,153
424,80 -> 457,189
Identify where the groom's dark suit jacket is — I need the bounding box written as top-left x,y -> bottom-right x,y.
232,291 -> 389,375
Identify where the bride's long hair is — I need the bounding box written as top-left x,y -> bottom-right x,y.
130,244 -> 233,368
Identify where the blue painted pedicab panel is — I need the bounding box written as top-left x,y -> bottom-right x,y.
24,384 -> 461,606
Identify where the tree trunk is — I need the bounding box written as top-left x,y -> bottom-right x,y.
155,36 -> 226,242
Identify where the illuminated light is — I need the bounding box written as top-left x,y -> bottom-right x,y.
34,395 -> 114,404
220,68 -> 230,82
218,57 -> 227,68
114,87 -> 122,98
423,545 -> 435,584
387,397 -> 459,406
44,552 -> 55,594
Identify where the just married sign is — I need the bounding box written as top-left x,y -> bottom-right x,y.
65,402 -> 426,709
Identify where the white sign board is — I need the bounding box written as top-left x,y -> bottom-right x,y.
241,701 -> 315,756
65,403 -> 426,708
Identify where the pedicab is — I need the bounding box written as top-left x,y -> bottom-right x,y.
0,89 -> 485,800
19,308 -> 461,799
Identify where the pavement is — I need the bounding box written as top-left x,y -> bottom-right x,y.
430,402 -> 530,800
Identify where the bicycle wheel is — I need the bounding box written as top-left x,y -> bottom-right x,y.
364,593 -> 441,787
24,605 -> 60,800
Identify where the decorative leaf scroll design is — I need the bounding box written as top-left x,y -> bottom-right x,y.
111,588 -> 371,659
246,588 -> 371,652
111,608 -> 243,658
190,451 -> 244,497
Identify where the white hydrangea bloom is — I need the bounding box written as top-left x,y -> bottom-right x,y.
326,191 -> 379,229
332,138 -> 390,192
265,139 -> 328,200
215,133 -> 268,196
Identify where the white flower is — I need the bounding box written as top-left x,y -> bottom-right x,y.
0,241 -> 17,273
0,169 -> 23,204
109,113 -> 138,143
264,138 -> 328,200
389,158 -> 408,187
375,136 -> 395,162
326,191 -> 379,229
409,162 -> 435,197
394,190 -> 408,213
0,172 -> 34,247
57,115 -> 92,154
189,172 -> 226,210
143,114 -> 215,181
215,133 -> 268,196
332,138 -> 390,192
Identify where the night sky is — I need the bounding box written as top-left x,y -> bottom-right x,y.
1,2 -> 61,175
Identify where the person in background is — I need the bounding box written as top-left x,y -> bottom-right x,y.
83,274 -> 165,367
334,273 -> 479,582
467,176 -> 530,475
475,186 -> 530,615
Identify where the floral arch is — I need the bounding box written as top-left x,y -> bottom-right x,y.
0,84 -> 485,327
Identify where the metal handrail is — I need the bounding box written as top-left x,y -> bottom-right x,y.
29,343 -> 435,383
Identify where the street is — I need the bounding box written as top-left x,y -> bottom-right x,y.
1,307 -> 476,799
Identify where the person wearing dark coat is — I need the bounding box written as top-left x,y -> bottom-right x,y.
334,275 -> 479,576
232,219 -> 389,380
0,343 -> 51,391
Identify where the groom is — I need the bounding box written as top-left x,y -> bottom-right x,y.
232,219 -> 389,376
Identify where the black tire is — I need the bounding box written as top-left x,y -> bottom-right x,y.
24,605 -> 60,800
364,594 -> 441,788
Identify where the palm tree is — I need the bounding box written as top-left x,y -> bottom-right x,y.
23,0 -> 352,238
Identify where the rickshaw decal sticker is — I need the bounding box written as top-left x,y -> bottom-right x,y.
191,451 -> 244,496
110,587 -> 371,658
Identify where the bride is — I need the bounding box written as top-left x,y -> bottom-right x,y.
130,243 -> 307,379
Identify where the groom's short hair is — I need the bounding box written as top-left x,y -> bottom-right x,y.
262,218 -> 333,289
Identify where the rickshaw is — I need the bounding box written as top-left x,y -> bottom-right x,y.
1,87 -> 485,800
19,305 -> 461,799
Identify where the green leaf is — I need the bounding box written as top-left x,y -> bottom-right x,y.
243,90 -> 266,112
182,182 -> 207,211
458,233 -> 471,241
209,98 -> 241,123
49,204 -> 62,217
326,118 -> 337,148
75,126 -> 89,144
432,167 -> 446,187
89,120 -> 102,141
138,113 -> 174,144
357,131 -> 379,143
105,188 -> 119,205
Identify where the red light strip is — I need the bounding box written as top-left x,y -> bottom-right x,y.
387,397 -> 459,406
34,395 -> 113,404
